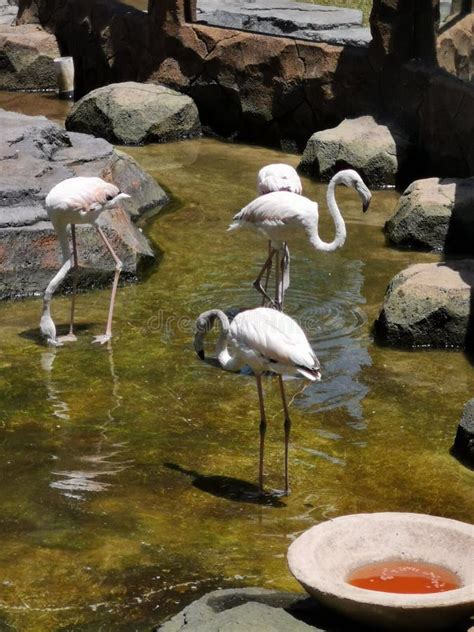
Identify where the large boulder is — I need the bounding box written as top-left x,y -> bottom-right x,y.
0,24 -> 59,90
0,108 -> 169,299
374,260 -> 474,349
299,116 -> 412,187
385,177 -> 474,254
66,82 -> 202,145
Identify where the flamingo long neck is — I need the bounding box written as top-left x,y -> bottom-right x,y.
309,174 -> 347,252
211,310 -> 242,371
41,222 -> 72,323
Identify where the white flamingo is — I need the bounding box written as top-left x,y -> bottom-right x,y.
40,176 -> 130,346
194,306 -> 321,495
256,163 -> 302,306
229,169 -> 372,309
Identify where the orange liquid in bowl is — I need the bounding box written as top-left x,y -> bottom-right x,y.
348,560 -> 461,594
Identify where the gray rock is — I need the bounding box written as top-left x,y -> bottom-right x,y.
0,108 -> 169,299
196,0 -> 368,45
299,116 -> 412,187
0,24 -> 60,90
0,0 -> 17,26
156,588 -> 325,632
453,399 -> 474,468
385,177 -> 474,255
66,81 -> 202,145
374,260 -> 474,349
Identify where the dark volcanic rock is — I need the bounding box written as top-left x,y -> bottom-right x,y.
453,399 -> 474,468
374,260 -> 474,350
66,82 -> 202,145
0,108 -> 169,299
385,177 -> 474,255
299,116 -> 412,187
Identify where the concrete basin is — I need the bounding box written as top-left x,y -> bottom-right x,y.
287,512 -> 473,630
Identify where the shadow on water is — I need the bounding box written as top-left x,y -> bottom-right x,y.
164,463 -> 286,507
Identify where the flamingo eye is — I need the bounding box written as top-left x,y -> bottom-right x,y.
105,193 -> 115,201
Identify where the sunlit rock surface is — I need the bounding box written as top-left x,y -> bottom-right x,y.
0,0 -> 17,25
299,116 -> 412,188
0,23 -> 59,90
0,108 -> 169,299
437,14 -> 473,84
66,82 -> 202,145
156,587 -> 325,632
196,0 -> 370,46
385,177 -> 474,254
375,261 -> 474,349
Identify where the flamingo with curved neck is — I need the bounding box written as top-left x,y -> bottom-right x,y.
228,169 -> 372,308
194,306 -> 321,495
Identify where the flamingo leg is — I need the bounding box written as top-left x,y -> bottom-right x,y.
278,375 -> 292,495
57,225 -> 79,344
93,225 -> 123,345
274,250 -> 282,311
280,243 -> 290,309
255,374 -> 267,494
253,248 -> 278,308
261,240 -> 273,306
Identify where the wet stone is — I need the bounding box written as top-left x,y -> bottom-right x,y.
453,399 -> 474,468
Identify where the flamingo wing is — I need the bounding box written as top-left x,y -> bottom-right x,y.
46,177 -> 120,213
228,191 -> 317,231
257,164 -> 302,195
231,308 -> 319,371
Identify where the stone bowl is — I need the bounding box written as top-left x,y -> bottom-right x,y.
287,512 -> 473,630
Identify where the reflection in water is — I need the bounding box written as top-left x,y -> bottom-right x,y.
41,344 -> 132,500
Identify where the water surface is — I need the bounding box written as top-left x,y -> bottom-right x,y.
0,94 -> 472,631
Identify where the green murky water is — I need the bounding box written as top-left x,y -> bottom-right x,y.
0,93 -> 472,631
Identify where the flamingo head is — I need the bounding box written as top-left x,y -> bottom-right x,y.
337,169 -> 372,212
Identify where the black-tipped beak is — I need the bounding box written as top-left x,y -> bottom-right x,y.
197,349 -> 205,360
362,198 -> 370,213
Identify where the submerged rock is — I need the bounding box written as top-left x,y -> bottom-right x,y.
385,177 -> 474,254
0,23 -> 59,90
299,116 -> 412,187
374,260 -> 474,350
0,108 -> 169,299
66,81 -> 202,145
453,399 -> 474,468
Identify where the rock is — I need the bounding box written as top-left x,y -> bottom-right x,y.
196,0 -> 369,46
374,260 -> 474,349
0,108 -> 169,299
66,81 -> 202,145
437,14 -> 473,84
299,116 -> 412,187
385,177 -> 474,254
0,0 -> 17,26
156,587 -> 327,632
0,23 -> 60,90
453,399 -> 474,468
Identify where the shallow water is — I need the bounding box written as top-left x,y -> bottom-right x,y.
0,93 -> 473,631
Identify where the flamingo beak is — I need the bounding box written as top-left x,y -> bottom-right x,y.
362,198 -> 370,213
197,349 -> 205,360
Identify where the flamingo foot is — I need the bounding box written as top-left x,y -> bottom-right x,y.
92,334 -> 111,345
57,333 -> 78,344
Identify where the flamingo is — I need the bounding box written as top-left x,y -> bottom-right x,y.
40,176 -> 130,346
194,306 -> 321,495
229,169 -> 372,309
256,163 -> 302,306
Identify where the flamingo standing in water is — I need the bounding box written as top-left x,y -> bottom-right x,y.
194,306 -> 321,495
40,176 -> 130,346
256,163 -> 302,306
229,169 -> 372,309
